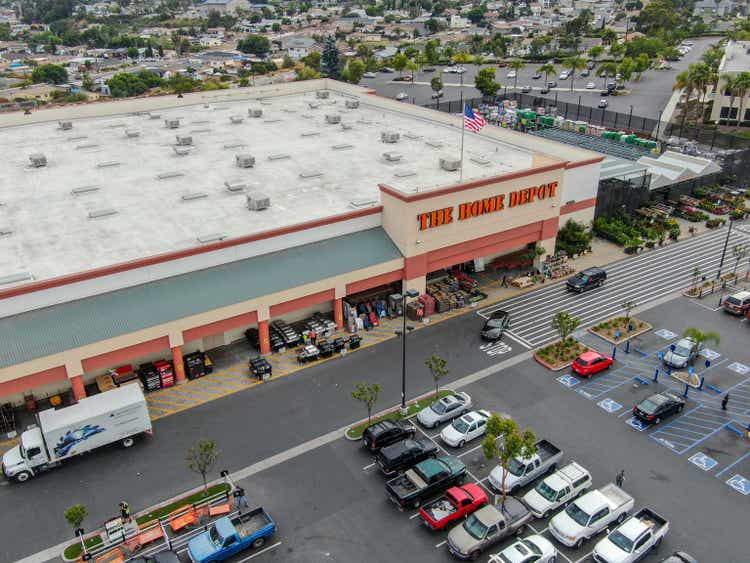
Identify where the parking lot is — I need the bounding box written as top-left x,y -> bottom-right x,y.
216,293 -> 750,563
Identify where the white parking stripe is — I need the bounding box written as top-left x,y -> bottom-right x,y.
363,462 -> 376,470
503,330 -> 534,349
236,541 -> 282,561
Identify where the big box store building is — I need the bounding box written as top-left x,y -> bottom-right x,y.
0,80 -> 601,404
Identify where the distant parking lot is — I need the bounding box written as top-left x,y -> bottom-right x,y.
362,36 -> 718,119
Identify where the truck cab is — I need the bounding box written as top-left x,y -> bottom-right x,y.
593,508 -> 669,563
489,440 -> 562,493
2,427 -> 52,482
522,461 -> 592,518
187,509 -> 276,563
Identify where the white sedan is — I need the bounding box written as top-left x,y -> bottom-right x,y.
586,82 -> 596,89
490,535 -> 557,563
395,92 -> 408,101
507,70 -> 517,79
363,72 -> 376,78
440,410 -> 491,448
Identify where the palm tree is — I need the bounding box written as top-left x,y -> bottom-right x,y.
734,71 -> 750,127
722,74 -> 740,125
508,59 -> 525,90
688,62 -> 712,122
683,327 -> 720,354
539,62 -> 556,84
674,69 -> 696,127
598,61 -> 618,89
564,56 -> 586,92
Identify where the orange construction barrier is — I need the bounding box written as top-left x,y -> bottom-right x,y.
208,503 -> 231,517
168,506 -> 198,533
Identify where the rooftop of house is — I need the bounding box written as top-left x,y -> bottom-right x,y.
722,40 -> 750,73
0,84 -> 546,284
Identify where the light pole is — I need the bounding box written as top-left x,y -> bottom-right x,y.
395,288 -> 420,415
716,218 -> 734,306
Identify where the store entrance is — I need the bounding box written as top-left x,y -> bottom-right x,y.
343,281 -> 403,332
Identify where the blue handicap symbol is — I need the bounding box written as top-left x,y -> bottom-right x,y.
597,398 -> 622,413
688,452 -> 718,472
658,351 -> 664,360
728,362 -> 750,375
557,375 -> 579,388
626,417 -> 648,432
726,474 -> 750,495
688,366 -> 695,375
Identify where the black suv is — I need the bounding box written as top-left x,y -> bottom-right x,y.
481,310 -> 510,342
362,420 -> 415,452
566,267 -> 607,293
376,438 -> 438,476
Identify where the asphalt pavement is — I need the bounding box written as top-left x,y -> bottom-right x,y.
361,36 -> 719,119
8,225 -> 750,562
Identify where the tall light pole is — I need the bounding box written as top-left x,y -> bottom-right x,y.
395,288 -> 420,415
716,219 -> 734,306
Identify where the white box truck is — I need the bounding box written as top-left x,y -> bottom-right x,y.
2,385 -> 152,482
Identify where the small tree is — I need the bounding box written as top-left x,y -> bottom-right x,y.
692,266 -> 702,291
352,382 -> 381,424
430,75 -> 443,95
320,35 -> 341,79
186,439 -> 220,494
621,299 -> 636,323
425,355 -> 449,399
731,244 -> 748,275
551,311 -> 581,357
64,504 -> 88,535
474,67 -> 500,99
482,415 -> 536,505
683,327 -> 720,353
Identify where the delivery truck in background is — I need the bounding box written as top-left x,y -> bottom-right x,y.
2,385 -> 152,482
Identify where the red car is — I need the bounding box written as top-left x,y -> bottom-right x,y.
571,351 -> 613,377
418,484 -> 487,531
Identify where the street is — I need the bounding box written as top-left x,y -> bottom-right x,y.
362,36 -> 718,120
9,225 -> 750,563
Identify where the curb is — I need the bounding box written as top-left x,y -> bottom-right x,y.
533,353 -> 576,372
344,388 -> 456,441
587,320 -> 653,345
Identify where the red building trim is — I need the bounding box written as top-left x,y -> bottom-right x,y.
182,311 -> 259,343
270,289 -> 336,317
0,207 -> 382,301
345,269 -> 403,295
379,162 -> 567,203
81,336 -> 171,372
560,197 -> 597,215
565,156 -> 604,170
0,365 -> 68,398
541,217 -> 560,239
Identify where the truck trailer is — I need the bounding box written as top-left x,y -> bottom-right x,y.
2,385 -> 152,482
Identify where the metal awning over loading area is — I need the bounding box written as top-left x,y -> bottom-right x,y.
0,228 -> 403,369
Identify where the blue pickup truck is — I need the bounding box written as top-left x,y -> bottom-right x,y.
187,508 -> 276,563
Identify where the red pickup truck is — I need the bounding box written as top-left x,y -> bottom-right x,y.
418,484 -> 487,531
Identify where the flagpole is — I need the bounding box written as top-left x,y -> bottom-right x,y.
459,96 -> 465,183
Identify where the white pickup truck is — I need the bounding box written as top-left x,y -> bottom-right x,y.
522,461 -> 592,518
592,508 -> 669,563
549,483 -> 634,548
488,439 -> 563,494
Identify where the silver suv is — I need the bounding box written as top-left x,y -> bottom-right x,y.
662,338 -> 699,369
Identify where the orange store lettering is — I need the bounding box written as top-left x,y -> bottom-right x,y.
417,182 -> 558,230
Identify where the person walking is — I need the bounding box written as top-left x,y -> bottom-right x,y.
119,501 -> 131,523
615,469 -> 625,488
309,330 -> 317,346
501,275 -> 507,288
235,486 -> 249,510
722,393 -> 729,411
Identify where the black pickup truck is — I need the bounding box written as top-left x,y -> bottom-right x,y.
376,438 -> 438,477
386,455 -> 466,509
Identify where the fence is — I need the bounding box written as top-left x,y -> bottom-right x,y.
425,93 -> 750,151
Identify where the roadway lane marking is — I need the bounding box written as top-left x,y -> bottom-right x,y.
236,541 -> 282,561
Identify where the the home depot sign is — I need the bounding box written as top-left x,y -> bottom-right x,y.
417,182 -> 558,231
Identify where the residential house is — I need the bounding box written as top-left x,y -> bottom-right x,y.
282,36 -> 316,60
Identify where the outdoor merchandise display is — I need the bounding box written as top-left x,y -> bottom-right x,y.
249,357 -> 272,380
543,252 -> 573,279
426,274 -> 488,313
184,351 -> 211,380
270,320 -> 301,349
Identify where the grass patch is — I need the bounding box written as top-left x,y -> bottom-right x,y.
136,483 -> 230,525
536,339 -> 589,369
63,535 -> 103,560
591,316 -> 649,344
346,390 -> 455,440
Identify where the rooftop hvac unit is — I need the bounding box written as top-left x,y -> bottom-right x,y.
173,146 -> 192,156
165,119 -> 180,129
58,121 -> 72,131
125,129 -> 140,138
345,99 -> 360,109
175,135 -> 193,146
224,179 -> 247,192
308,102 -> 321,109
149,113 -> 161,119
381,131 -> 400,144
248,108 -> 263,118
29,153 -> 47,168
236,154 -> 255,168
316,90 -> 330,99
341,123 -> 353,131
383,152 -> 402,162
230,115 -> 244,124
440,156 -> 461,171
325,113 -> 341,124
246,192 -> 270,211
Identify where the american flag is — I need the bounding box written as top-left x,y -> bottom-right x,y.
463,104 -> 486,132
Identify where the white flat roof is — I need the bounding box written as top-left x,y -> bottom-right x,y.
0,89 -> 536,282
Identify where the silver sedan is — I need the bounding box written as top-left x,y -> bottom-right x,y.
416,392 -> 472,429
